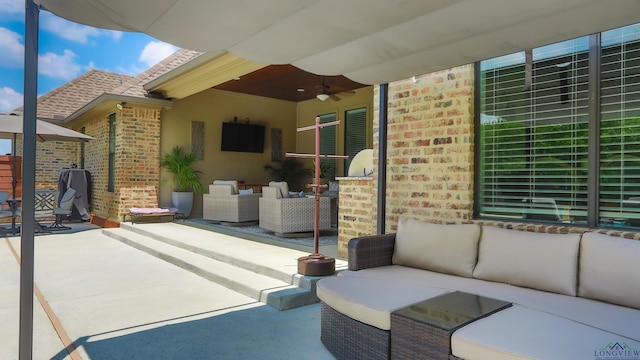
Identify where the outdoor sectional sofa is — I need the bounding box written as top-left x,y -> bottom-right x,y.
317,217 -> 640,359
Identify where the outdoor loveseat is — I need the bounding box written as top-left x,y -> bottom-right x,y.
317,217 -> 640,359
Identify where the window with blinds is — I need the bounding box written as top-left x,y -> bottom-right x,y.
319,112 -> 337,180
600,26 -> 640,227
344,108 -> 367,174
478,22 -> 640,228
479,37 -> 590,223
108,113 -> 116,192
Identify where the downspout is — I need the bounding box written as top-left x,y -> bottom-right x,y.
377,83 -> 388,234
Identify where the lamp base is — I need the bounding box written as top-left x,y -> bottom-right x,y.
297,254 -> 335,276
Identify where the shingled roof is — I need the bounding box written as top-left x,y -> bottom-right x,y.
18,49 -> 203,121
110,49 -> 202,97
26,70 -> 133,121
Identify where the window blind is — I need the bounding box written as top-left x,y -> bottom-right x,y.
600,27 -> 640,226
344,108 -> 367,175
479,37 -> 590,223
319,113 -> 337,180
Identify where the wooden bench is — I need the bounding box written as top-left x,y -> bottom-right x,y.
123,207 -> 185,225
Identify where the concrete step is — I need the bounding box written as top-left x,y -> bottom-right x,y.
102,223 -> 333,310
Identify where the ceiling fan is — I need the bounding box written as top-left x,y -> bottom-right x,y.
315,76 -> 355,101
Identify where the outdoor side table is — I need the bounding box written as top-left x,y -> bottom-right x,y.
390,291 -> 511,360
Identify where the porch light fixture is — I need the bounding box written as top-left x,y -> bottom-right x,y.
316,93 -> 329,101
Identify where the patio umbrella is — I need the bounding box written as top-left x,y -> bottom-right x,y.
0,112 -> 94,198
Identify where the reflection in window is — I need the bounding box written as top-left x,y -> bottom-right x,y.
478,22 -> 640,228
479,36 -> 590,223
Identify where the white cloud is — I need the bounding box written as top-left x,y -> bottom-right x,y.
0,0 -> 23,15
0,87 -> 23,113
0,28 -> 24,68
139,41 -> 178,67
41,13 -> 102,44
109,31 -> 124,42
38,50 -> 82,80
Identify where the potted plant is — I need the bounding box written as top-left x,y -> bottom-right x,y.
313,159 -> 334,182
264,158 -> 311,192
160,146 -> 204,217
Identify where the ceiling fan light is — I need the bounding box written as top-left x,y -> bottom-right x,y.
316,93 -> 330,101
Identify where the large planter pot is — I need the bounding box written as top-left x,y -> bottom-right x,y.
171,191 -> 194,217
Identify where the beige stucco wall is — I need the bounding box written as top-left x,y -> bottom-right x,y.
159,89 -> 299,216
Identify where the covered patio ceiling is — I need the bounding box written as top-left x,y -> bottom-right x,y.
38,0 -> 640,85
213,65 -> 368,102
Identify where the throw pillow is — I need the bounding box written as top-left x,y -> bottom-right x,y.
578,232 -> 640,309
473,226 -> 580,296
239,189 -> 253,195
392,217 -> 481,277
269,181 -> 289,198
328,181 -> 339,192
213,180 -> 238,194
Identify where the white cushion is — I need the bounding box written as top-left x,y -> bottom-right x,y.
212,180 -> 238,194
392,217 -> 481,277
317,276 -> 448,330
268,181 -> 289,198
579,232 -> 640,309
473,226 -> 580,296
341,266 -> 640,341
452,306 -> 640,360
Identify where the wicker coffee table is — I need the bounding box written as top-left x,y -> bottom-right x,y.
390,291 -> 511,360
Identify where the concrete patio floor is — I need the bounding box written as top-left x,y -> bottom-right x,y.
0,223 -> 336,359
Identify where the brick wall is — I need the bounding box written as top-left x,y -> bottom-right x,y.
15,140 -> 80,189
61,104 -> 163,223
115,106 -> 162,219
81,112 -> 110,218
378,66 -> 475,233
336,177 -> 373,258
337,66 -> 475,253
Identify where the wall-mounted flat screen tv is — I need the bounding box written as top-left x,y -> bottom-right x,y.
220,122 -> 265,153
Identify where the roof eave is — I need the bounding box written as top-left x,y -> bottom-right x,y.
143,51 -> 266,100
61,93 -> 174,124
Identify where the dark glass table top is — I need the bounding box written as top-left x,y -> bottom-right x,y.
392,291 -> 512,331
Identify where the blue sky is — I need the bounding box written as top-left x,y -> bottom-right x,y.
0,0 -> 179,154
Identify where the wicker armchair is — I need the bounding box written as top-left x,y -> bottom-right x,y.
202,181 -> 261,223
258,185 -> 330,234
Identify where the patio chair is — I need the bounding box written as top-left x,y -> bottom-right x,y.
202,180 -> 261,223
522,197 -> 562,222
0,191 -> 22,235
34,189 -> 58,223
0,191 -> 14,223
49,188 -> 76,230
258,182 -> 330,234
